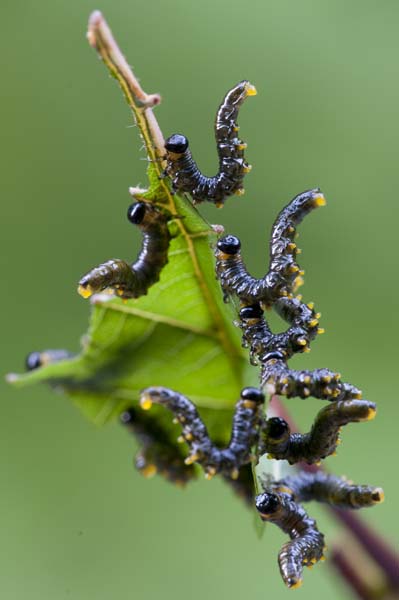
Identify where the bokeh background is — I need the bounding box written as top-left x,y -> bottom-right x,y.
1,1 -> 398,598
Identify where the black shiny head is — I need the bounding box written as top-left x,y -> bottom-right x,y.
263,351 -> 285,362
255,492 -> 280,515
165,134 -> 189,154
127,202 -> 146,225
25,351 -> 42,371
266,417 -> 289,439
240,304 -> 263,320
241,387 -> 265,404
217,235 -> 241,255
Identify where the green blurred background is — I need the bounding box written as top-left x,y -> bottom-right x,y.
1,0 -> 398,598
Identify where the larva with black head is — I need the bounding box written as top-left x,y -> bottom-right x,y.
25,349 -> 74,371
215,188 -> 326,305
261,353 -> 362,401
261,398 -> 376,465
164,81 -> 256,207
255,471 -> 383,588
139,386 -> 265,480
78,201 -> 171,300
120,407 -> 196,486
255,490 -> 325,589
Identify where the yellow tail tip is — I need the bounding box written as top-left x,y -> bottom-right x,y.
246,83 -> 257,96
313,193 -> 327,207
140,396 -> 153,410
372,488 -> 385,503
78,284 -> 93,299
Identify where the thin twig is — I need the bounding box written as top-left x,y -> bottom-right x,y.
87,10 -> 164,160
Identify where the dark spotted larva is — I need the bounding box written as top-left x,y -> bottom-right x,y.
215,188 -> 326,304
78,201 -> 171,300
273,471 -> 384,509
164,81 -> 256,207
139,386 -> 265,480
261,399 -> 376,465
261,352 -> 362,401
120,407 -> 196,486
255,471 -> 383,588
255,489 -> 325,589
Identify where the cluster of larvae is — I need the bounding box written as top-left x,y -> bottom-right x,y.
26,82 -> 383,589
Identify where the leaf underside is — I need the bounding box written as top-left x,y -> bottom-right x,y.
10,164 -> 257,438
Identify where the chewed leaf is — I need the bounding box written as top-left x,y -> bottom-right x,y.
9,167 -> 256,426
7,13 -> 257,436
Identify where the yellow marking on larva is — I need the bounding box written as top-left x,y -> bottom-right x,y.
236,142 -> 247,150
299,269 -> 305,276
304,376 -> 311,384
303,387 -> 310,397
245,84 -> 257,96
242,399 -> 257,409
309,319 -> 319,327
184,453 -> 199,465
296,294 -> 303,301
141,464 -> 157,478
290,580 -> 303,589
185,432 -> 194,441
243,164 -> 252,173
294,276 -> 304,288
230,468 -> 240,480
177,436 -> 185,444
297,338 -> 307,346
172,417 -> 179,425
205,467 -> 217,481
313,194 -> 327,207
304,347 -> 311,353
280,377 -> 289,385
140,396 -> 153,410
372,488 -> 384,503
324,387 -> 333,396
78,284 -> 93,299
307,301 -> 315,310
321,375 -> 331,383
215,201 -> 224,209
365,407 -> 377,421
234,188 -> 245,196
289,264 -> 299,273
353,392 -> 363,399
296,248 -> 302,254
317,328 -> 325,335
287,242 -> 296,252
315,312 -> 321,319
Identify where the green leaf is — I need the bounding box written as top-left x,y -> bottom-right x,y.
7,13 -> 258,447
8,160 -> 256,430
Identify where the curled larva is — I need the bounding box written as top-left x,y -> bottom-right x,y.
261,399 -> 376,464
78,201 -> 171,300
164,81 -> 256,207
215,188 -> 326,304
139,386 -> 264,480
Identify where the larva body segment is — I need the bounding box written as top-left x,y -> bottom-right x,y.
78,201 -> 171,300
275,471 -> 384,509
256,491 -> 325,589
164,81 -> 256,207
262,399 -> 376,464
215,188 -> 326,304
139,386 -> 264,479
